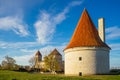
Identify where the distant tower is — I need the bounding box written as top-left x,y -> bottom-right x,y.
34,50 -> 42,69
49,49 -> 63,71
49,49 -> 62,62
98,18 -> 105,42
64,9 -> 111,76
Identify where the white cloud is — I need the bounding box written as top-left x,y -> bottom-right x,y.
0,41 -> 65,55
20,49 -> 37,53
109,43 -> 120,51
0,16 -> 29,37
34,1 -> 83,45
13,54 -> 34,65
0,41 -> 39,49
0,0 -> 45,37
106,26 -> 120,40
34,12 -> 54,44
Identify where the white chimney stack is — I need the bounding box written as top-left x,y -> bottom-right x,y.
98,18 -> 105,42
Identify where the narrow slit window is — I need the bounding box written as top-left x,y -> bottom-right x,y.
79,57 -> 82,61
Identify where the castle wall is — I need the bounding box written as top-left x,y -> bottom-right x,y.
64,47 -> 109,76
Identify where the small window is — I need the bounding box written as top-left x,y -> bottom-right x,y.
79,57 -> 82,61
79,72 -> 82,76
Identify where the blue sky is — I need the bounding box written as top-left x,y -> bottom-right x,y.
0,0 -> 120,68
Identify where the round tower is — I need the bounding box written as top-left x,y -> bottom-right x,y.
64,9 -> 111,76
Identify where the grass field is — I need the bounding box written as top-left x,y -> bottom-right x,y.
0,70 -> 120,80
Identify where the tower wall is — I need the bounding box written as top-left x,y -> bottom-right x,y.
64,47 -> 109,76
34,54 -> 42,68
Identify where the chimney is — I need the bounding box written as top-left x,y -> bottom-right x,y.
98,18 -> 105,42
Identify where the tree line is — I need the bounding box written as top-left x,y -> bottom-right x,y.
0,55 -> 30,71
0,55 -> 63,73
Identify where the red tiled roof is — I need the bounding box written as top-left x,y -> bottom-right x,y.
35,50 -> 42,56
64,9 -> 110,50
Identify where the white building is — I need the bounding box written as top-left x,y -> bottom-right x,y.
64,9 -> 111,76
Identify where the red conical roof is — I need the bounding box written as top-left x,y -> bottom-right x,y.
64,9 -> 110,50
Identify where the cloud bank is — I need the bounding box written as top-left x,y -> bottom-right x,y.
0,16 -> 29,36
106,26 -> 120,40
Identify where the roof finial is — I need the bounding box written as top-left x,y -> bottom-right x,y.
84,7 -> 86,10
83,8 -> 88,13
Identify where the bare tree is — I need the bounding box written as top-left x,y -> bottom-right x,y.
1,55 -> 16,70
0,64 -> 2,70
29,57 -> 35,68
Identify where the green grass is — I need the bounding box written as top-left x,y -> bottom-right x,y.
0,70 -> 120,80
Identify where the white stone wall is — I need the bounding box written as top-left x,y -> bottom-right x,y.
64,47 -> 110,76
